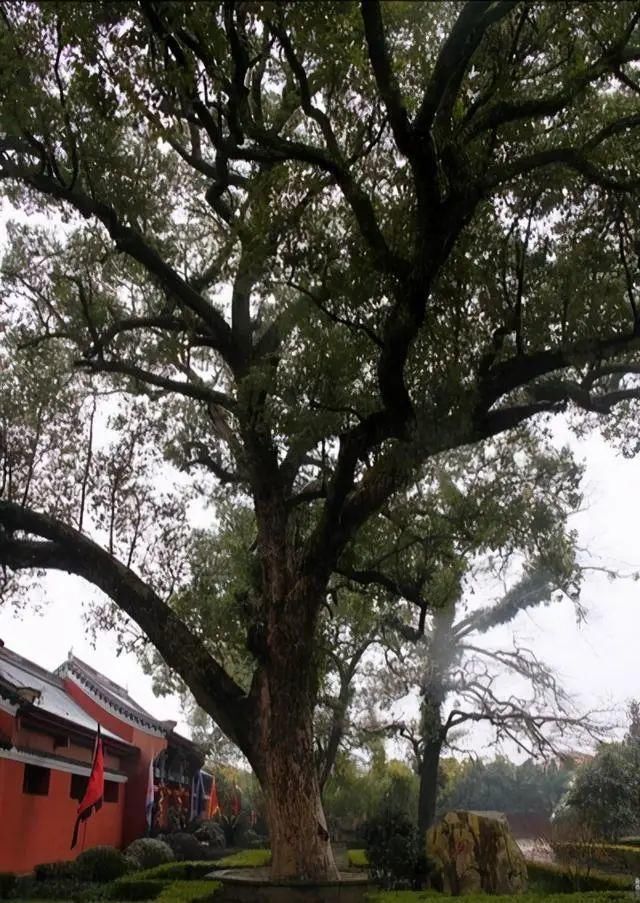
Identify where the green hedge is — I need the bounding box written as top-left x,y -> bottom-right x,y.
109,878 -> 167,900
211,849 -> 271,868
109,877 -> 221,902
156,881 -> 220,902
553,841 -> 640,873
526,860 -> 633,893
133,863 -> 214,882
366,894 -> 633,903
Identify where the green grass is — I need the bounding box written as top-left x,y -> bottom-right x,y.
348,848 -> 369,868
211,849 -> 271,868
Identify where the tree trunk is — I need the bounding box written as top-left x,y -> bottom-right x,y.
418,727 -> 443,834
251,580 -> 339,881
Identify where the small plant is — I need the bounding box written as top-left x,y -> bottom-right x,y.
125,838 -> 175,870
73,845 -> 131,883
364,807 -> 428,890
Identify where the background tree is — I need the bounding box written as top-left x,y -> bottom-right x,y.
439,755 -> 574,818
558,703 -> 640,841
2,0 -> 640,879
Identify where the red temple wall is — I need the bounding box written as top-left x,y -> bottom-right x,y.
0,757 -> 125,874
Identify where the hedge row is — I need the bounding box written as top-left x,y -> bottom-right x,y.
366,894 -> 634,903
132,862 -> 215,881
526,860 -> 633,893
109,877 -> 221,901
553,841 -> 640,873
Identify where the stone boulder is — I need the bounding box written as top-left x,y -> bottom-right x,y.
426,810 -> 527,895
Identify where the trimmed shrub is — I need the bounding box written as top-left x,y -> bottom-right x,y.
553,840 -> 640,873
13,876 -> 111,900
34,860 -> 76,882
156,881 -> 221,902
159,833 -> 209,862
526,859 -> 633,893
109,877 -> 167,900
0,873 -> 15,899
364,808 -> 429,890
212,849 -> 271,868
136,862 -> 214,881
367,894 -> 632,903
347,849 -> 368,869
126,838 -> 175,870
73,845 -> 131,883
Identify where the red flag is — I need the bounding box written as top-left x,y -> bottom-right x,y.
207,777 -> 220,818
71,724 -> 104,848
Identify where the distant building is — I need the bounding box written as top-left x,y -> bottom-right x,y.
0,643 -> 203,873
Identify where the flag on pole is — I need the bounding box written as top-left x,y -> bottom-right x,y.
207,777 -> 220,818
71,724 -> 104,848
145,758 -> 155,831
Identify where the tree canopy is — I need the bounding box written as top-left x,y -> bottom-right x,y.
1,0 -> 640,879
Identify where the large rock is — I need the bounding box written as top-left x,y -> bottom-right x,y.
426,810 -> 527,895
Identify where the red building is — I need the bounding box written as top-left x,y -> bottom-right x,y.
0,642 -> 202,874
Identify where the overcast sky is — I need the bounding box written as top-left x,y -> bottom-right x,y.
1,414 -> 638,756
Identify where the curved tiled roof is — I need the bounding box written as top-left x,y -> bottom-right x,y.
0,645 -> 125,742
55,654 -> 175,736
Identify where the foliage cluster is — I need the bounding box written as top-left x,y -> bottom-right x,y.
438,757 -> 573,817
555,703 -> 640,841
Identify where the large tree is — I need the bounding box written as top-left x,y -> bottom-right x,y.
1,0 -> 640,879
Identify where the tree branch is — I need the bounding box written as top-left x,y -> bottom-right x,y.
0,501 -> 255,756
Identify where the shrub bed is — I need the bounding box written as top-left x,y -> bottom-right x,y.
109,877 -> 220,902
133,862 -> 214,882
552,841 -> 640,873
526,860 -> 633,893
366,894 -> 633,903
109,877 -> 168,900
156,881 -> 221,902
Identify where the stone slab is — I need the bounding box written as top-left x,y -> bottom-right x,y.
211,867 -> 372,903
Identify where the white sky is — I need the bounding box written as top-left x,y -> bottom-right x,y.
1,415 -> 638,755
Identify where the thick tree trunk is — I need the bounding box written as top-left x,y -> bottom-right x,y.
418,728 -> 443,834
251,579 -> 339,881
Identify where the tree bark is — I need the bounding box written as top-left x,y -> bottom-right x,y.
250,580 -> 339,881
418,715 -> 444,834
